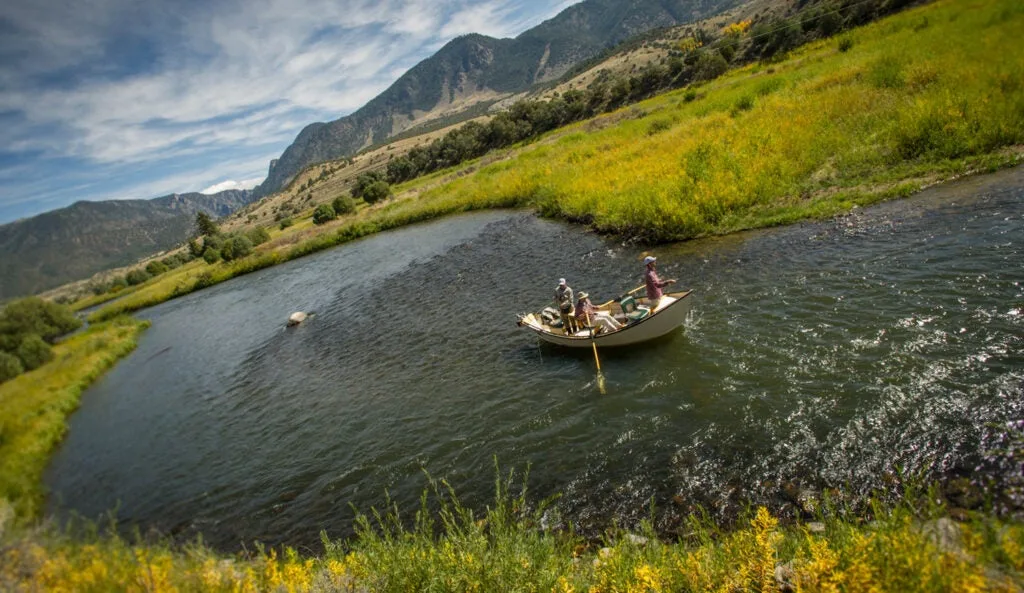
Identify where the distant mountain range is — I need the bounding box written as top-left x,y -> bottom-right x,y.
0,190 -> 254,299
254,0 -> 741,197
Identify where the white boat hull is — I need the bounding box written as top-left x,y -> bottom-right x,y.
518,290 -> 693,348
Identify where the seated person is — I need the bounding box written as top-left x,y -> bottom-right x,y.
575,292 -> 623,334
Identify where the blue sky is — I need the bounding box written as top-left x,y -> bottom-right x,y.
0,0 -> 578,224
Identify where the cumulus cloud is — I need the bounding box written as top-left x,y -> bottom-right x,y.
0,0 -> 579,222
200,177 -> 265,194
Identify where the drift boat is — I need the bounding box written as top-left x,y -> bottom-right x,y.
517,290 -> 694,348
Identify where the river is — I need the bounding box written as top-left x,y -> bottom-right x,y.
45,167 -> 1024,550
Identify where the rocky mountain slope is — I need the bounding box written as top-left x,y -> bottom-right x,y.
0,190 -> 253,299
254,0 -> 742,198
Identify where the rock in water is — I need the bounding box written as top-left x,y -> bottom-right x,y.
287,312 -> 308,326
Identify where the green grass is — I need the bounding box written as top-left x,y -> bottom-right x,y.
0,317 -> 149,521
2,469 -> 1022,591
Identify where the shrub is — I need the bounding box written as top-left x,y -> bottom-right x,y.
0,351 -> 22,382
246,227 -> 271,246
352,171 -> 386,198
145,261 -> 168,276
16,334 -> 53,371
694,50 -> 729,82
648,118 -> 673,135
332,194 -> 356,215
221,235 -> 253,261
124,269 -> 151,286
313,204 -> 337,225
731,95 -> 755,116
280,217 -> 294,230
362,180 -> 392,204
203,249 -> 221,264
0,297 -> 82,342
838,37 -> 854,52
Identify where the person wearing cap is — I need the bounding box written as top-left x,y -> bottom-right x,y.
643,256 -> 676,304
575,291 -> 622,333
554,278 -> 578,334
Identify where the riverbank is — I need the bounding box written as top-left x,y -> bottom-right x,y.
86,0 -> 1023,322
3,471 -> 1023,591
0,317 -> 149,521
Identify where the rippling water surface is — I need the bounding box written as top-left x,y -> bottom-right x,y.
46,168 -> 1024,549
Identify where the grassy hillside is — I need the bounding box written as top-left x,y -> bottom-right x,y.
85,0 -> 1024,322
410,0 -> 1023,241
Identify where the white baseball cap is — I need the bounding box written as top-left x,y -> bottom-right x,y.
558,278 -> 566,285
643,256 -> 657,265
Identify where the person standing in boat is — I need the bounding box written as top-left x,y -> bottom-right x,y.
643,256 -> 675,305
576,292 -> 622,333
554,278 -> 578,334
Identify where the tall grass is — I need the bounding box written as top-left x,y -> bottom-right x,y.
2,470 -> 1022,592
0,317 -> 149,521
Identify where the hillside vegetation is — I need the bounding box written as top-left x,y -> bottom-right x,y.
85,0 -> 1024,321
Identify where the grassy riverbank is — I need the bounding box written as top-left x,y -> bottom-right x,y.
2,474 -> 1023,591
0,317 -> 149,521
87,0 -> 1024,322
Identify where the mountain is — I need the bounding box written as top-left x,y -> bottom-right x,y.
0,190 -> 254,299
254,0 -> 742,197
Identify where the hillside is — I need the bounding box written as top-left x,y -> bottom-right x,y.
253,0 -> 744,198
0,190 -> 254,299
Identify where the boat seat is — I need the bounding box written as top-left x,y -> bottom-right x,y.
619,296 -> 649,323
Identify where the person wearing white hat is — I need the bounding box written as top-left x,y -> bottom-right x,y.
575,291 -> 622,333
643,256 -> 675,304
554,278 -> 578,334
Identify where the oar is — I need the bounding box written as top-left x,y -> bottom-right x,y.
585,311 -> 606,394
597,284 -> 645,308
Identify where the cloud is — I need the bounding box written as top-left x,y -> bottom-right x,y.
0,0 -> 579,223
200,177 -> 265,194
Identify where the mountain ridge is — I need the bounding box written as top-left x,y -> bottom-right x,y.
0,190 -> 254,299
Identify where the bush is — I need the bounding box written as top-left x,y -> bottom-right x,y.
362,180 -> 392,204
203,249 -> 221,264
124,269 -> 151,286
0,351 -> 23,382
0,297 -> 82,342
352,171 -> 386,199
246,227 -> 271,246
145,261 -> 168,276
280,217 -> 294,230
221,235 -> 253,261
694,50 -> 729,82
333,194 -> 356,215
16,334 -> 53,371
313,204 -> 337,225
731,95 -> 755,116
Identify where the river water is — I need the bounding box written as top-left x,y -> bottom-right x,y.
46,167 -> 1024,550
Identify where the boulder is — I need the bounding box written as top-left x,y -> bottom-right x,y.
287,312 -> 308,326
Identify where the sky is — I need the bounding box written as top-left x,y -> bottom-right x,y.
0,0 -> 579,224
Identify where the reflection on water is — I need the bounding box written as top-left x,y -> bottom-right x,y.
46,168 -> 1024,549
